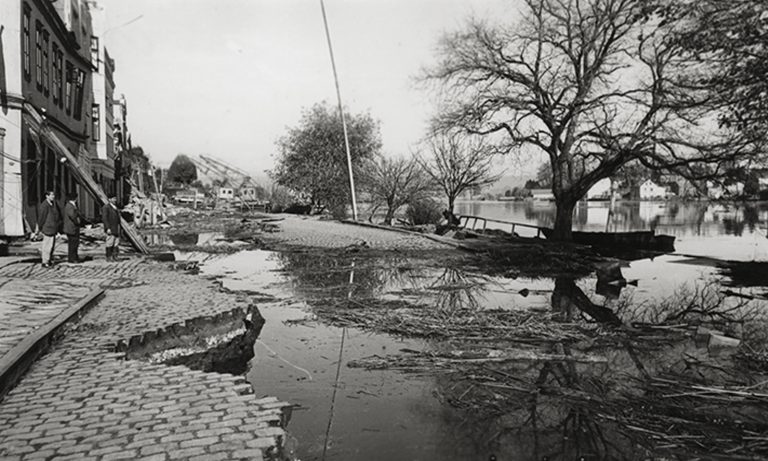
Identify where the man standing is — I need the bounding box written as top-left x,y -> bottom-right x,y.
35,190 -> 60,267
102,195 -> 120,261
63,191 -> 82,263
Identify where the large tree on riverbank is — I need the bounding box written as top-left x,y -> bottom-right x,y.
424,0 -> 759,241
271,102 -> 381,213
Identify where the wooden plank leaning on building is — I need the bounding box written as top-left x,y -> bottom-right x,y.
23,103 -> 150,254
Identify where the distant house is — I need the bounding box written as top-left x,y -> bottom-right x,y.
639,180 -> 667,200
238,185 -> 267,203
530,189 -> 555,201
173,188 -> 205,204
215,187 -> 235,201
587,178 -> 612,200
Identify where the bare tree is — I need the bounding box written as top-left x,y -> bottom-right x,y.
416,132 -> 502,215
425,0 -> 757,241
360,155 -> 434,225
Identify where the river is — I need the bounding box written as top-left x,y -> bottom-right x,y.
456,199 -> 768,261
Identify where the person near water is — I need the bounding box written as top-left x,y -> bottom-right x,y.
63,191 -> 82,263
102,195 -> 121,261
36,190 -> 61,267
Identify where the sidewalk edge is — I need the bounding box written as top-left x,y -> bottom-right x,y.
0,288 -> 105,401
340,219 -> 462,249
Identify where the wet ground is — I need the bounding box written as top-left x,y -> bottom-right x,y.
150,245 -> 768,461
127,209 -> 768,460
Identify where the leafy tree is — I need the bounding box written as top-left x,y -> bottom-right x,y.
167,154 -> 197,185
360,155 -> 434,225
424,0 -> 756,241
416,131 -> 501,215
658,0 -> 768,139
272,102 -> 381,213
524,179 -> 540,190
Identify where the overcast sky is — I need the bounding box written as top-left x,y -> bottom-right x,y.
97,0 -> 523,177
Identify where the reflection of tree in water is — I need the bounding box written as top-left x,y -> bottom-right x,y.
276,252 -> 431,300
415,278 -> 768,460
426,267 -> 495,311
276,252 -> 497,312
523,201 -> 557,228
723,204 -> 760,236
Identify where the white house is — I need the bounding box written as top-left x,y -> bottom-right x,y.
530,189 -> 554,201
215,187 -> 234,201
639,180 -> 667,200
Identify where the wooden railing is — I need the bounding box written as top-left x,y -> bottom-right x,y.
458,215 -> 547,238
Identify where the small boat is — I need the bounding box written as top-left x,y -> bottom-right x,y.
541,229 -> 675,251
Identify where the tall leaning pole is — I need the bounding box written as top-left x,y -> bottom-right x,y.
319,0 -> 358,220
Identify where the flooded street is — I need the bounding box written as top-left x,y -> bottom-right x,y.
200,251 -> 494,461
190,240 -> 768,460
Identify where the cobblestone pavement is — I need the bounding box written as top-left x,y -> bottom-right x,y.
0,258 -> 289,460
0,276 -> 96,359
257,215 -> 450,250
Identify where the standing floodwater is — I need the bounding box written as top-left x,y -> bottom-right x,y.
196,245 -> 768,460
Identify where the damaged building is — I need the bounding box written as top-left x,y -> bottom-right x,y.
0,0 -> 128,238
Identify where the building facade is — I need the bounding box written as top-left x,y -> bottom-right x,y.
89,1 -> 116,209
639,179 -> 667,200
1,0 -> 99,237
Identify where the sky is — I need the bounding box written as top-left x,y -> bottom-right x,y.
96,0 -> 527,179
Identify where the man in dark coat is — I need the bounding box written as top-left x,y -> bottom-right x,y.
63,191 -> 82,263
35,190 -> 61,267
102,195 -> 121,261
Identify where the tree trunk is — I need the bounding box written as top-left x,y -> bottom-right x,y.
384,208 -> 395,226
550,197 -> 577,242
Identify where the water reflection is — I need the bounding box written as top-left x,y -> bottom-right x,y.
199,250 -> 768,460
460,201 -> 768,236
274,251 -> 548,312
417,277 -> 768,460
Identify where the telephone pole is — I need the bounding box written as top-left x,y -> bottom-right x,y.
319,0 -> 358,220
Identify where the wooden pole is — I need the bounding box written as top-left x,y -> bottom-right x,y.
319,0 -> 358,220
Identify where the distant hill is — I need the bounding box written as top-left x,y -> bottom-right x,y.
485,174 -> 531,195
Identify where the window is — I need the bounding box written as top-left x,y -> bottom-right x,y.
42,32 -> 50,96
92,104 -> 100,141
23,5 -> 31,81
71,7 -> 79,33
90,36 -> 99,71
52,44 -> 62,105
73,69 -> 86,120
35,22 -> 42,90
64,61 -> 73,115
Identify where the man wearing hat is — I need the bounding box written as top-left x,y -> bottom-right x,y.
35,190 -> 61,267
102,195 -> 121,261
63,191 -> 83,263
